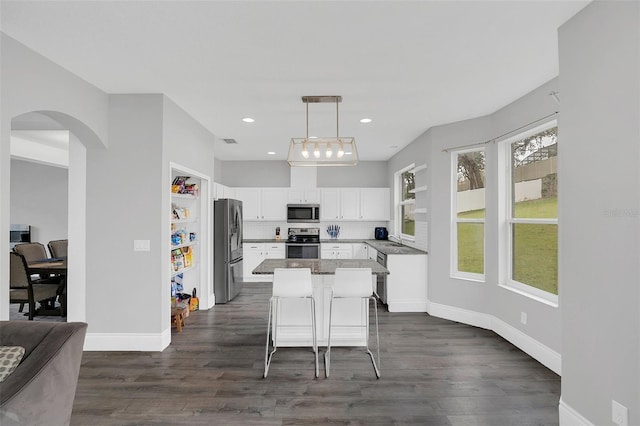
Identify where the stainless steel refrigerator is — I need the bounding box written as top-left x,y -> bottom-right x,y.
214,198 -> 243,304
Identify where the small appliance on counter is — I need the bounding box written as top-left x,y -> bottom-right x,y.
375,227 -> 389,240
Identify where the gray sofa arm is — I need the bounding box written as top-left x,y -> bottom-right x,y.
0,321 -> 88,426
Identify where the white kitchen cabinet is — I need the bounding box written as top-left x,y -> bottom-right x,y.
213,182 -> 235,200
360,188 -> 390,220
261,189 -> 288,220
367,246 -> 378,261
386,253 -> 428,313
320,189 -> 341,220
243,242 -> 285,281
321,243 -> 352,259
243,244 -> 265,281
288,189 -> 320,204
320,188 -> 389,221
235,188 -> 261,220
320,188 -> 360,221
352,243 -> 369,259
264,243 -> 285,259
340,189 -> 361,220
235,188 -> 287,221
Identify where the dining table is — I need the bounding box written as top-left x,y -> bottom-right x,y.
27,257 -> 67,317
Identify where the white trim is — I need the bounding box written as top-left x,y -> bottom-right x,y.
387,298 -> 428,313
491,314 -> 561,375
426,300 -> 561,375
84,330 -> 171,352
559,397 -> 594,426
499,282 -> 559,307
427,300 -> 493,330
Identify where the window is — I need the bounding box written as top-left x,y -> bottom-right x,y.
396,165 -> 415,239
503,123 -> 558,302
452,149 -> 485,279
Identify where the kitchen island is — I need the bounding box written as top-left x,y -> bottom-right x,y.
253,259 -> 389,347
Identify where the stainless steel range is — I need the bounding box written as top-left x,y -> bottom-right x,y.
285,227 -> 320,259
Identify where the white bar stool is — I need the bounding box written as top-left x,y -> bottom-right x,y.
264,268 -> 319,378
325,268 -> 381,379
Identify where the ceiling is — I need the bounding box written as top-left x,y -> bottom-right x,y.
1,1 -> 588,162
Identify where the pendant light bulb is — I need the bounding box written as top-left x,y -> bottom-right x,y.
313,142 -> 320,158
326,142 -> 332,158
337,141 -> 345,158
301,141 -> 309,158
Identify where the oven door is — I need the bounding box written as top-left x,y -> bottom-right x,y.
286,243 -> 320,259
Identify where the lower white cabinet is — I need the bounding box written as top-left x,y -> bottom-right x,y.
321,243 -> 353,259
243,242 -> 285,281
352,243 -> 369,259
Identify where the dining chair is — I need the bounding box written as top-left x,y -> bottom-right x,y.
9,252 -> 59,320
13,242 -> 62,284
325,268 -> 381,379
48,239 -> 68,258
264,268 -> 318,378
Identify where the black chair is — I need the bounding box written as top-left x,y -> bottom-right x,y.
9,252 -> 59,320
48,239 -> 68,258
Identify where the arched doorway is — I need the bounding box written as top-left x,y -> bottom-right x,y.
7,110 -> 99,322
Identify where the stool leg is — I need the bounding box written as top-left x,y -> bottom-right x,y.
264,297 -> 277,378
310,297 -> 318,378
365,296 -> 381,379
324,292 -> 334,378
176,313 -> 182,332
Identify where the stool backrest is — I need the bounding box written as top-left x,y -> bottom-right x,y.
273,268 -> 313,298
333,268 -> 373,298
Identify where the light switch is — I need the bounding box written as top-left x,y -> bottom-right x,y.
133,239 -> 151,252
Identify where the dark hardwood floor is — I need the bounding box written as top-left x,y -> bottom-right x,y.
71,282 -> 560,425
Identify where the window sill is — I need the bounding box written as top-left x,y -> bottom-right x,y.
498,282 -> 558,308
451,272 -> 485,283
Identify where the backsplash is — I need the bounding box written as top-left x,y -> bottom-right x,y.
244,221 -> 389,240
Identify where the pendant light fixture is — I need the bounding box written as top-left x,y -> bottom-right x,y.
288,95 -> 358,167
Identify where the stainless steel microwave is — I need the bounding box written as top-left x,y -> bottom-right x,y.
287,204 -> 320,223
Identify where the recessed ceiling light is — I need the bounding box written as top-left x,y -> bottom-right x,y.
242,117 -> 255,123
390,145 -> 399,149
267,151 -> 276,155
360,118 -> 372,123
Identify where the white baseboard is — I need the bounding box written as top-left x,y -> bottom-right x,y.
559,397 -> 593,425
426,300 -> 561,375
427,301 -> 493,329
84,330 -> 170,352
387,298 -> 428,313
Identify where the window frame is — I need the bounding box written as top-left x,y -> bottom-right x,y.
499,120 -> 558,306
451,148 -> 486,282
395,164 -> 416,242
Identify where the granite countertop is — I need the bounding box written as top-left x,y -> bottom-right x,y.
243,238 -> 427,255
364,240 -> 428,255
253,259 -> 389,275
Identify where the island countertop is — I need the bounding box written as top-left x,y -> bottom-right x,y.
253,259 -> 389,275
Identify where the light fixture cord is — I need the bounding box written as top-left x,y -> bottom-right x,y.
306,99 -> 309,140
336,97 -> 339,138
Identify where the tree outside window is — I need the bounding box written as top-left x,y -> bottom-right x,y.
400,169 -> 415,238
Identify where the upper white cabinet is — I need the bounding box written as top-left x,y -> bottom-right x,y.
288,189 -> 320,204
235,188 -> 288,221
360,188 -> 390,221
213,182 -> 234,200
320,188 -> 390,221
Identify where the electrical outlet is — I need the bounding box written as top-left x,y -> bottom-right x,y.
520,312 -> 527,325
133,239 -> 151,252
612,400 -> 628,426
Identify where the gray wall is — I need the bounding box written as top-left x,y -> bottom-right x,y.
390,77 -> 563,362
214,157 -> 223,182
10,159 -> 68,247
217,160 -> 290,187
559,1 -> 639,424
86,94 -> 164,333
317,161 -> 388,187
1,33 -> 109,322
